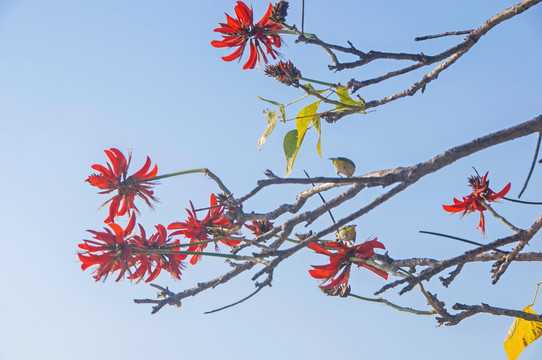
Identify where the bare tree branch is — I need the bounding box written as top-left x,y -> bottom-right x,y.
291,0 -> 542,121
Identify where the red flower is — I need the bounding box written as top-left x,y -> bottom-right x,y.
79,214 -> 187,282
86,148 -> 158,223
244,220 -> 274,238
443,172 -> 511,235
130,224 -> 186,282
168,194 -> 241,265
212,1 -> 283,70
78,213 -> 137,282
308,239 -> 388,292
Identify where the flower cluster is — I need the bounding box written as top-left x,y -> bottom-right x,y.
443,172 -> 511,235
79,213 -> 186,282
308,238 -> 388,294
81,147 -> 250,282
212,1 -> 283,69
86,148 -> 158,223
168,194 -> 241,265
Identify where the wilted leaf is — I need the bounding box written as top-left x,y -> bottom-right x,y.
257,95 -> 286,122
283,129 -> 299,177
335,87 -> 365,112
258,110 -> 278,150
504,305 -> 542,360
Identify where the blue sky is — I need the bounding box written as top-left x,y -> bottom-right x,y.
1,1 -> 542,359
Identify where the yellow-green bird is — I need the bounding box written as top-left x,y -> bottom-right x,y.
329,157 -> 356,178
336,224 -> 356,245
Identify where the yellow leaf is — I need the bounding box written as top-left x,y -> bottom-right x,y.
504,305 -> 542,360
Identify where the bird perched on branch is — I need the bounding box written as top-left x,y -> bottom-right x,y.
329,157 -> 356,177
336,224 -> 356,245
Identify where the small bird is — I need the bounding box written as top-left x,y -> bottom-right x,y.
329,157 -> 356,178
336,224 -> 356,245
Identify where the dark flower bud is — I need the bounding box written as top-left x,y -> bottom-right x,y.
264,60 -> 301,87
270,1 -> 289,24
294,230 -> 314,241
321,285 -> 351,297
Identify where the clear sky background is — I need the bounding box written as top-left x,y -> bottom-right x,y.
1,1 -> 542,359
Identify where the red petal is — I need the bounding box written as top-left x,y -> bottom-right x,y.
489,182 -> 511,201
307,242 -> 331,255
222,45 -> 245,62
442,203 -> 467,213
359,264 -> 389,280
242,42 -> 257,69
256,3 -> 273,26
234,1 -> 253,25
321,268 -> 350,289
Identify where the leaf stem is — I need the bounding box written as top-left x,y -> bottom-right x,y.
297,77 -> 342,88
134,249 -> 267,264
173,236 -> 247,248
142,168 -> 231,196
284,93 -> 311,107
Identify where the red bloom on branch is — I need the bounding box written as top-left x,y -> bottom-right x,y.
211,1 -> 283,70
78,213 -> 137,282
130,224 -> 186,282
168,194 -> 241,265
79,214 -> 187,282
443,172 -> 511,235
245,220 -> 274,238
86,148 -> 158,223
308,239 -> 388,292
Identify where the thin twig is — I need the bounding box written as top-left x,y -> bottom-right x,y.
134,262 -> 255,314
415,30 -> 473,41
304,170 -> 336,225
348,293 -> 436,315
301,0 -> 304,35
204,286 -> 265,314
518,132 -> 541,198
419,230 -> 508,253
503,197 -> 542,205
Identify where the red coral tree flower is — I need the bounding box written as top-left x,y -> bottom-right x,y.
211,1 -> 283,70
443,172 -> 511,235
308,238 -> 388,292
129,224 -> 187,282
78,213 -> 137,282
86,148 -> 158,223
168,194 -> 241,265
244,220 -> 274,238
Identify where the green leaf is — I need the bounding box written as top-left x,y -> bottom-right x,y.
303,83 -> 328,94
296,101 -> 320,150
258,110 -> 278,150
335,88 -> 365,112
257,95 -> 282,107
257,96 -> 286,122
313,115 -> 322,158
283,130 -> 299,177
